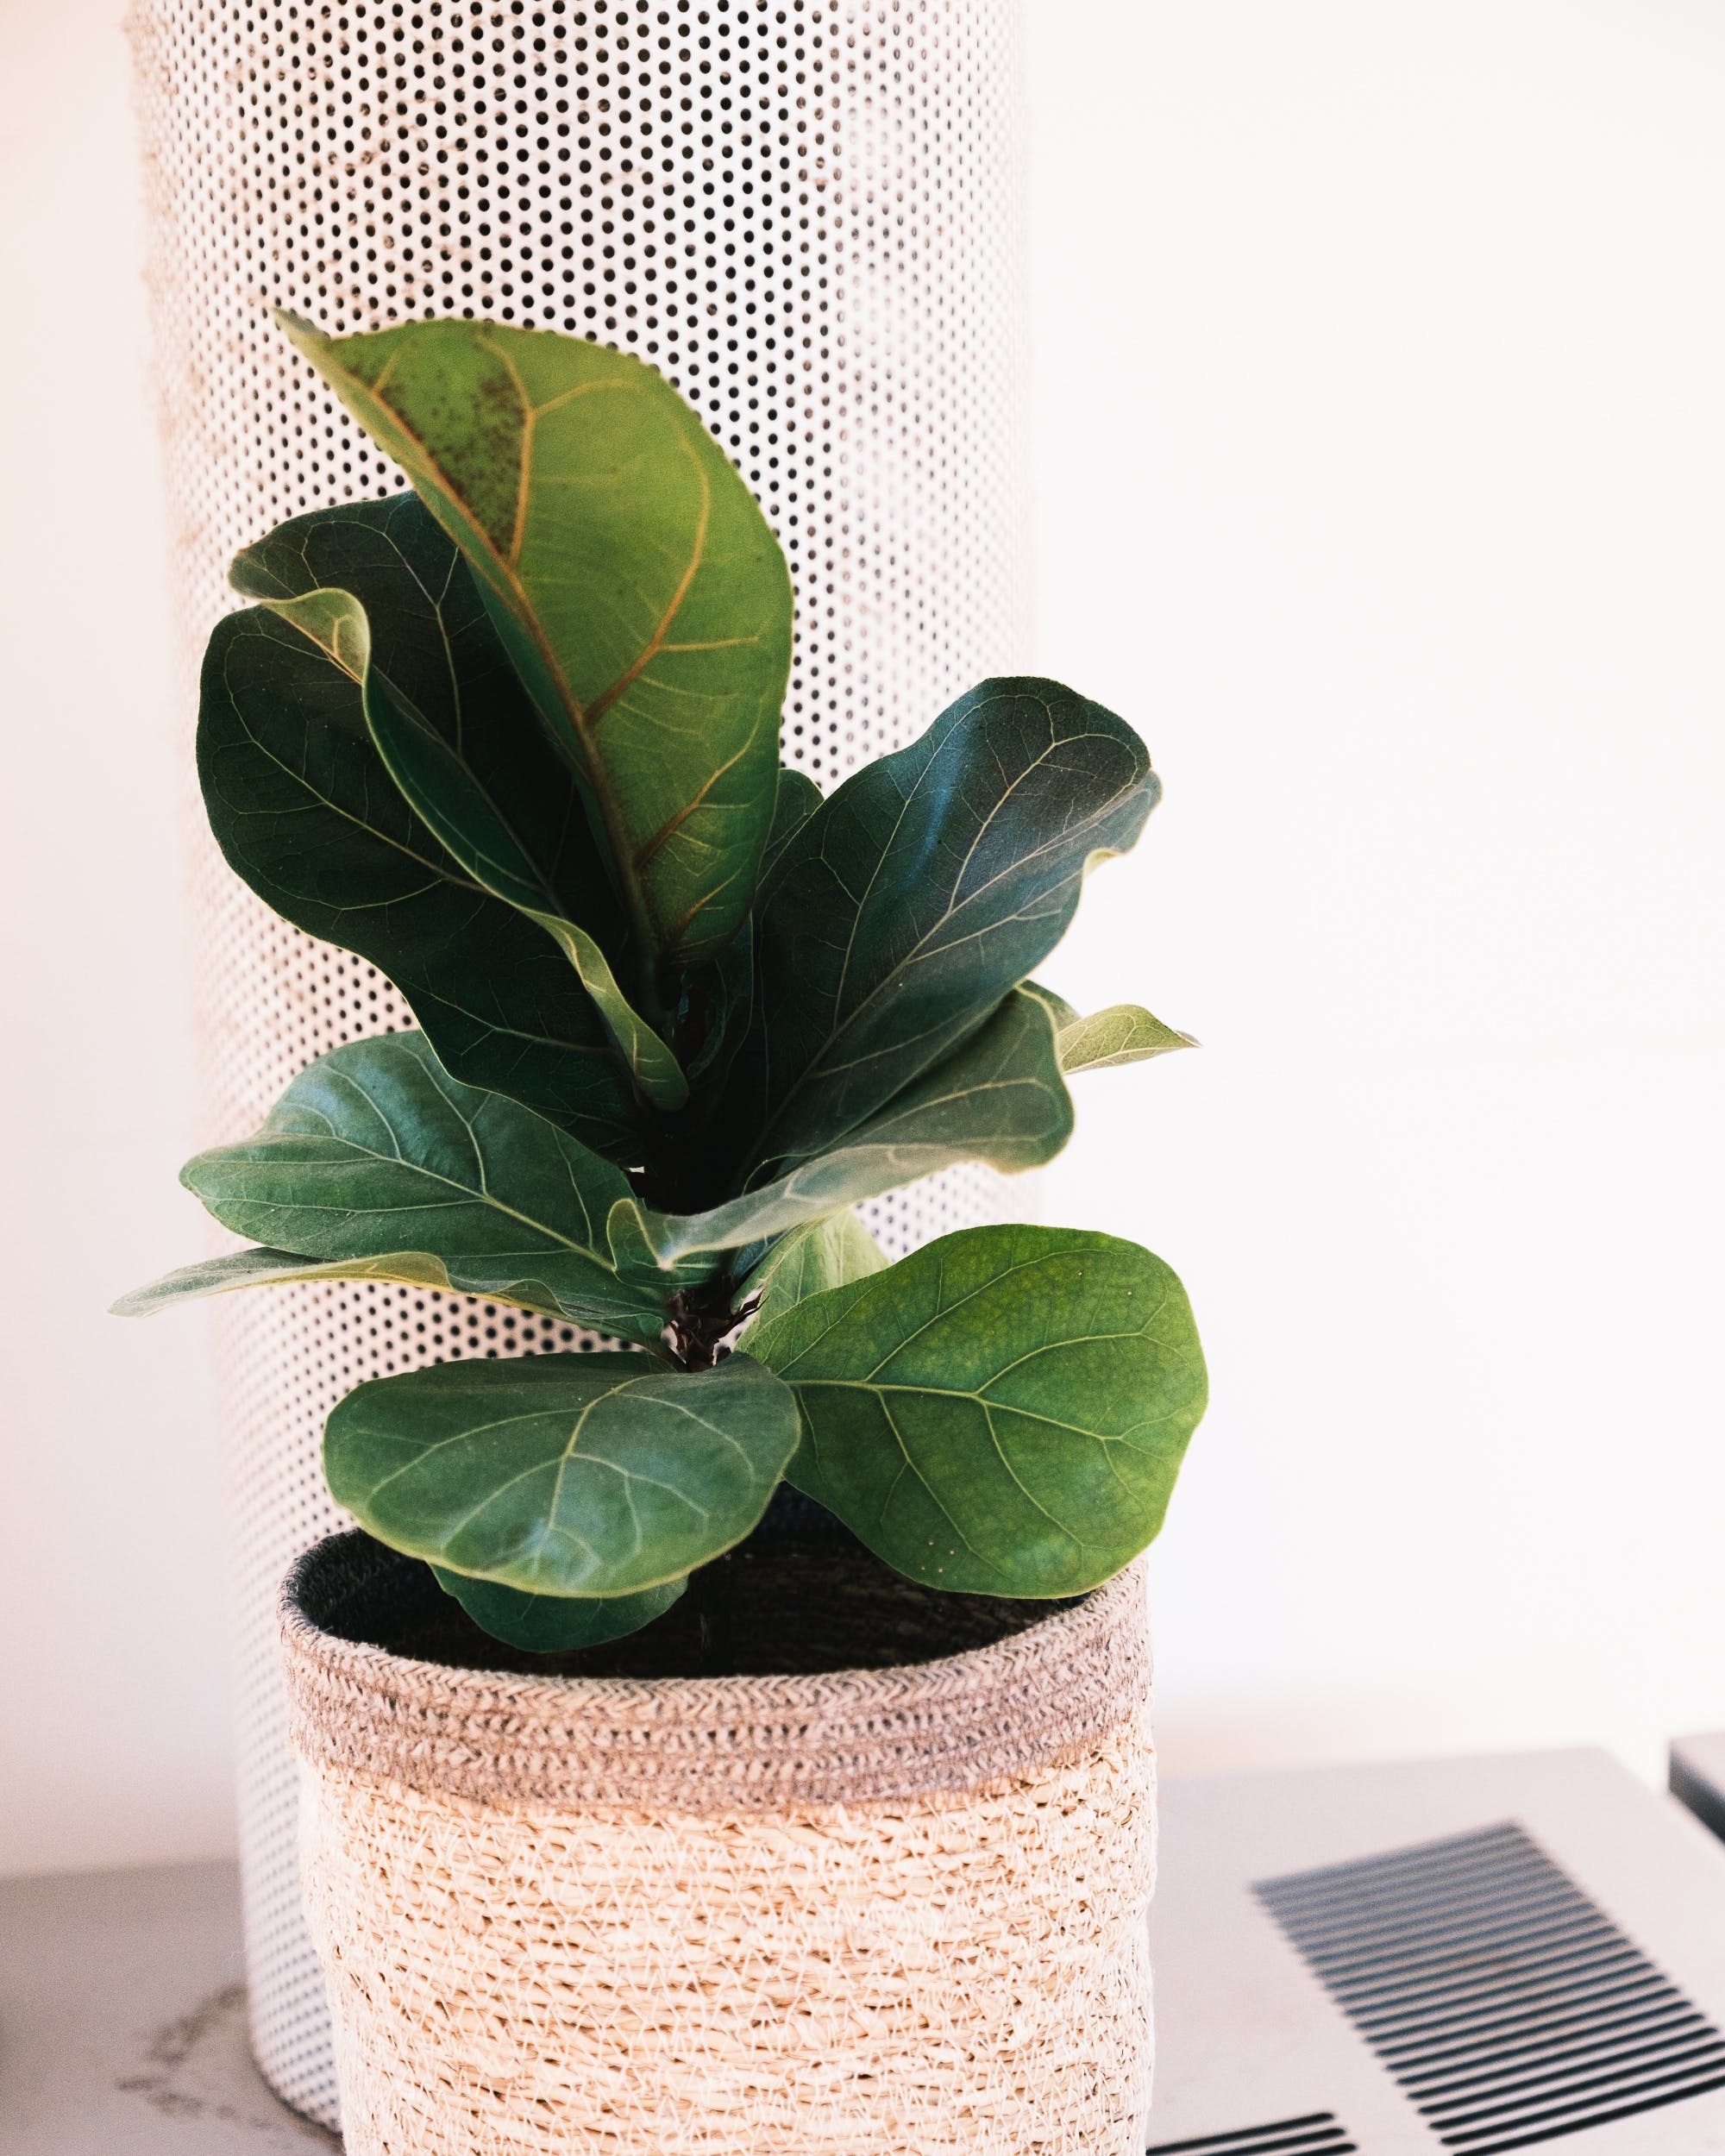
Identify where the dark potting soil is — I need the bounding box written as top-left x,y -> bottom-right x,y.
292,1490 -> 1076,1681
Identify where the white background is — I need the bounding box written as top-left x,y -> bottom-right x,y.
3,0 -> 1723,1877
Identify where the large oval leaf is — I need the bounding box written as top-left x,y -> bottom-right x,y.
229,493 -> 624,940
230,496 -> 686,1104
280,313 -> 794,970
749,1225 -> 1207,1597
740,1211 -> 887,1332
710,678 -> 1159,1193
200,496 -> 641,1157
326,1351 -> 800,1595
235,501 -> 687,1110
180,1032 -> 688,1346
643,987 -> 1073,1261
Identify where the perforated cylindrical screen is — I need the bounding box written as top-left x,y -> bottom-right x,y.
132,0 -> 1033,2125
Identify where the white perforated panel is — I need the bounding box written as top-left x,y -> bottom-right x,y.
131,0 -> 1032,2126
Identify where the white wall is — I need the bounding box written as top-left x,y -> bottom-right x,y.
2,0 -> 1722,1875
0,0 -> 231,1874
1029,0 -> 1725,1779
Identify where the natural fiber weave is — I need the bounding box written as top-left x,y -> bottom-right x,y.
283,1532 -> 1152,1814
283,1531 -> 1156,2154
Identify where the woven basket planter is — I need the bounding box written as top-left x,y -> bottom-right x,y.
280,1525 -> 1157,2155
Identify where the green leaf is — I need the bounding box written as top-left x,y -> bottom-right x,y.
764,766 -> 822,865
244,585 -> 687,1115
749,1225 -> 1207,1598
1021,981 -> 1079,1031
279,313 -> 794,970
740,1211 -> 887,1332
181,1032 -> 687,1346
293,557 -> 688,1110
643,987 -> 1074,1260
531,919 -> 687,1107
112,1245 -> 494,1319
1057,1004 -> 1197,1072
429,1566 -> 684,1651
326,1351 -> 800,1595
710,678 -> 1159,1193
674,766 -> 824,1103
202,495 -> 640,1158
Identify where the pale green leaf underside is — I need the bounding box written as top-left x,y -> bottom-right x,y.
257,584 -> 373,677
1058,1004 -> 1197,1073
110,1244 -> 632,1328
179,1032 -> 681,1347
115,1245 -> 466,1318
748,1223 -> 1208,1598
531,913 -> 687,1107
326,1351 -> 800,1595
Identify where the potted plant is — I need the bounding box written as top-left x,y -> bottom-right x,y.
121,313 -> 1208,2155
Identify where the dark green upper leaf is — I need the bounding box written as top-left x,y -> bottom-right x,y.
229,492 -> 622,941
670,765 -> 825,1107
711,678 -> 1158,1193
200,495 -> 642,1159
643,987 -> 1074,1260
750,1224 -> 1207,1597
180,1032 -> 690,1345
280,314 -> 794,969
762,766 -> 823,865
275,551 -> 690,1111
326,1351 -> 800,1595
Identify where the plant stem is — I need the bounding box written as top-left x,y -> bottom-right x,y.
665,1273 -> 757,1370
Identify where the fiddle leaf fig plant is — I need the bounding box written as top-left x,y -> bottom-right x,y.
118,313 -> 1208,1651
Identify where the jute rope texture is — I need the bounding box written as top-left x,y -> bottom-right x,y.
283,1542 -> 1157,2154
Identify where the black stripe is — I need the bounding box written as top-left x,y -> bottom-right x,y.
1145,2115 -> 1352,2155
1443,2061 -> 1725,2150
1254,1822 -> 1725,2150
1427,2030 -> 1725,2128
1396,1995 -> 1706,2081
1408,2008 -> 1715,2101
1295,1889 -> 1607,1974
1446,2071 -> 1725,2153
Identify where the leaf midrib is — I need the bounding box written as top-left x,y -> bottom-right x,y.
279,517 -> 593,933
239,514 -> 594,935
348,330 -> 717,963
746,708 -> 1135,1169
787,1373 -> 1151,1445
360,1383 -> 761,1568
224,639 -> 492,902
405,542 -> 572,922
257,1058 -> 615,1265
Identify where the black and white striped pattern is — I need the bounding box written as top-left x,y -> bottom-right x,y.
1147,2114 -> 1356,2155
1257,1821 -> 1725,2152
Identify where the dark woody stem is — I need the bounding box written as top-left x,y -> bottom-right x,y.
664,1275 -> 758,1371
